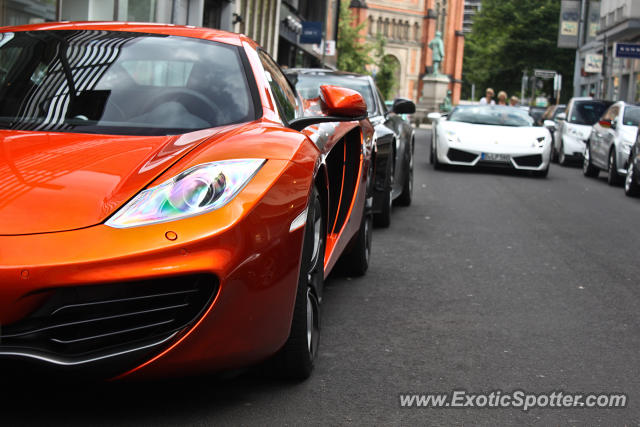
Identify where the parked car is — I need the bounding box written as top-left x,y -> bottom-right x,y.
285,69 -> 415,228
529,106 -> 547,126
583,101 -> 640,185
428,105 -> 552,177
624,132 -> 640,197
540,104 -> 566,158
0,22 -> 376,380
554,97 -> 613,166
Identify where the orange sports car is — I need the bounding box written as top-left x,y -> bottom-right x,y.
0,22 -> 375,380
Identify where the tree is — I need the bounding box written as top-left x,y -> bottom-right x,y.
336,2 -> 373,74
462,0 -> 574,103
373,36 -> 399,100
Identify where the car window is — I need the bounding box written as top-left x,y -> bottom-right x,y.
289,73 -> 376,115
0,30 -> 255,135
448,105 -> 533,127
258,50 -> 298,122
569,101 -> 611,125
552,106 -> 565,119
623,106 -> 640,126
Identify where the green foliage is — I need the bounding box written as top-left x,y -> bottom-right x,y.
373,36 -> 399,100
337,2 -> 373,74
462,0 -> 574,103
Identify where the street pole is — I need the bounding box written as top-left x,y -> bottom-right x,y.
521,71 -> 527,103
602,33 -> 608,98
572,0 -> 587,97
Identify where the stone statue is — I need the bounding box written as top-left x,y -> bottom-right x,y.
428,31 -> 445,75
440,89 -> 452,112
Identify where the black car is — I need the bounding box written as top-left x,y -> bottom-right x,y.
285,69 -> 416,227
625,131 -> 640,197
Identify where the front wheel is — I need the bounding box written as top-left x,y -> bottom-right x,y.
268,187 -> 324,380
583,144 -> 599,177
341,211 -> 372,277
373,187 -> 392,228
396,152 -> 413,206
625,162 -> 640,197
432,139 -> 442,170
558,139 -> 569,166
607,149 -> 623,186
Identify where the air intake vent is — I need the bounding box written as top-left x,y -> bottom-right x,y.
513,154 -> 543,167
447,148 -> 478,163
0,274 -> 218,363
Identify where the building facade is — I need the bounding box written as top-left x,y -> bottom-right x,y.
574,0 -> 640,102
462,0 -> 481,34
350,0 -> 465,104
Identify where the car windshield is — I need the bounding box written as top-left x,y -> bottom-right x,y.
0,30 -> 255,135
569,101 -> 610,125
622,106 -> 640,126
448,106 -> 533,127
288,73 -> 376,114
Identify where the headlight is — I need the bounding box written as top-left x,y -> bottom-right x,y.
445,130 -> 461,144
106,159 -> 265,228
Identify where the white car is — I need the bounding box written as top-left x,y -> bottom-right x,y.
428,105 -> 551,177
583,101 -> 640,185
553,97 -> 612,165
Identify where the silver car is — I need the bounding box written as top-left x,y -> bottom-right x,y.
583,101 -> 640,185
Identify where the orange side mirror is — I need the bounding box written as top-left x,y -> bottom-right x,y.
319,85 -> 368,118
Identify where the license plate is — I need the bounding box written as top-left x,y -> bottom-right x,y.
482,153 -> 510,162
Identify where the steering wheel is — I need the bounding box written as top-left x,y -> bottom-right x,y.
144,88 -> 220,124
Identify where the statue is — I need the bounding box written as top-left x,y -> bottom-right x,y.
428,31 -> 445,75
440,90 -> 452,112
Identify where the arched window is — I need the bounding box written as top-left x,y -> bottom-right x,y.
384,18 -> 390,37
404,21 -> 410,40
414,22 -> 420,41
391,19 -> 396,39
377,17 -> 383,35
368,16 -> 374,36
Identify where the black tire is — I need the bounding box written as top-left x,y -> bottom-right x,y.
624,162 -> 640,197
432,139 -> 442,170
373,187 -> 392,228
396,151 -> 413,206
268,187 -> 324,380
341,211 -> 372,277
551,141 -> 558,163
583,143 -> 599,177
558,139 -> 569,166
607,149 -> 623,186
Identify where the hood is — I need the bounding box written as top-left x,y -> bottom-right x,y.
442,122 -> 548,150
0,128 -> 225,235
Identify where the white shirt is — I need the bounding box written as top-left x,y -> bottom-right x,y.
479,97 -> 495,105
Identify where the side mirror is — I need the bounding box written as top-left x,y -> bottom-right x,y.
288,85 -> 367,131
543,120 -> 556,128
427,112 -> 442,121
610,119 -> 617,130
556,112 -> 566,121
392,98 -> 416,115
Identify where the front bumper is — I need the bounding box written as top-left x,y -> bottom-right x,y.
561,134 -> 586,158
0,159 -> 313,379
435,136 -> 550,171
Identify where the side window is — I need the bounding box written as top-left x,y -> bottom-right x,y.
258,50 -> 299,122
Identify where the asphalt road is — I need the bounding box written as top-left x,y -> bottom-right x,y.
5,129 -> 640,425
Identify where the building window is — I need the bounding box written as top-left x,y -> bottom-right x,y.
404,21 -> 410,40
377,17 -> 383,35
414,22 -> 420,41
384,18 -> 390,37
368,16 -> 374,36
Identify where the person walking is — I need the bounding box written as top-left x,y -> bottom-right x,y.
479,88 -> 495,105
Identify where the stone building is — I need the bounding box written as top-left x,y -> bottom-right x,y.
350,0 -> 465,104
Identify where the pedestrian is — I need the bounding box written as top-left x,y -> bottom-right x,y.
479,88 -> 495,105
497,91 -> 508,105
509,96 -> 519,106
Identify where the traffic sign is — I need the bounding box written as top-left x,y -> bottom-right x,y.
534,69 -> 556,79
614,43 -> 640,59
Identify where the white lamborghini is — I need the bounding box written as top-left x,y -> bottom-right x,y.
428,105 -> 552,177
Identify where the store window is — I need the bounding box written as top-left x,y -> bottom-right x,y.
1,0 -> 56,26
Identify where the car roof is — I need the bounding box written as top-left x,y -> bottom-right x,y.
0,21 -> 254,47
285,68 -> 370,80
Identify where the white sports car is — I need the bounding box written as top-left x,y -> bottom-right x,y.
428,105 -> 552,177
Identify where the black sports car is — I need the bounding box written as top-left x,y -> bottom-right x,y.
285,69 -> 416,227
